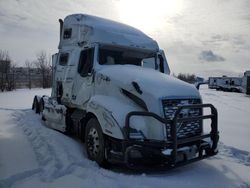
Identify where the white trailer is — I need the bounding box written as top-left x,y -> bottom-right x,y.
209,76 -> 242,92
32,14 -> 219,169
208,77 -> 223,89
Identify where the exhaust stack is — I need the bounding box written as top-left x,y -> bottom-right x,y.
59,19 -> 63,40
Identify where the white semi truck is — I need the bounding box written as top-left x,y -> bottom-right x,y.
33,14 -> 219,168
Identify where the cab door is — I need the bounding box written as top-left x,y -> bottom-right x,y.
54,51 -> 70,103
55,52 -> 69,81
71,47 -> 95,106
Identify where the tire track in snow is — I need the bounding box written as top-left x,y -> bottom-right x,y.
215,142 -> 250,166
8,110 -> 93,183
0,169 -> 41,188
1,109 -> 249,188
4,110 -> 141,188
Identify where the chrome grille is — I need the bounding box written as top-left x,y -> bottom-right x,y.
162,98 -> 202,139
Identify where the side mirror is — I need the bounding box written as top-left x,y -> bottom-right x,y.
158,50 -> 170,75
195,83 -> 200,90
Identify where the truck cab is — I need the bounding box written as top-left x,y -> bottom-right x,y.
34,14 -> 219,168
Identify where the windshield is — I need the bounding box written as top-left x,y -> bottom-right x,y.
99,45 -> 161,71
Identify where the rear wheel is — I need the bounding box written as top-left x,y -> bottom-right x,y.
39,98 -> 44,113
32,97 -> 40,114
39,98 -> 46,121
85,118 -> 108,167
65,108 -> 73,135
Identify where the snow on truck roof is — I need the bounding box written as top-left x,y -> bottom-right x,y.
60,14 -> 159,51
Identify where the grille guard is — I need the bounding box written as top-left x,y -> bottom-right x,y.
124,104 -> 219,165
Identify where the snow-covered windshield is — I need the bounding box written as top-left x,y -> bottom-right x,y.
99,45 -> 160,71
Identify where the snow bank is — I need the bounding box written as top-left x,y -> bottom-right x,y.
200,85 -> 250,151
0,89 -> 51,109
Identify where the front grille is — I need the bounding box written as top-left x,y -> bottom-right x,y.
162,98 -> 202,139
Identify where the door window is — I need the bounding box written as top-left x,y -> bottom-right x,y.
59,53 -> 69,66
142,57 -> 157,69
78,48 -> 94,77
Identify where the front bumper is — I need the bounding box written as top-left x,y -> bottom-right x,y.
107,104 -> 219,169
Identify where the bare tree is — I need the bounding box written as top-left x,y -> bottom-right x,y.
25,60 -> 33,89
176,73 -> 197,84
0,50 -> 10,61
9,61 -> 18,90
0,50 -> 12,91
35,51 -> 52,88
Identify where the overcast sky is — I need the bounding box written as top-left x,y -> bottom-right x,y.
0,0 -> 249,77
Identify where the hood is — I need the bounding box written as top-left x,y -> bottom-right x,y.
98,65 -> 200,99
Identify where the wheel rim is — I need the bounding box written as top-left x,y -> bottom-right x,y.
87,127 -> 100,158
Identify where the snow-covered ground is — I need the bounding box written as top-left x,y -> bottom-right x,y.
0,87 -> 249,188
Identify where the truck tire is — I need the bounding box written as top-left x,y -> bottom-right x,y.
32,97 -> 40,114
85,118 -> 108,167
65,109 -> 73,135
39,98 -> 44,113
39,98 -> 46,121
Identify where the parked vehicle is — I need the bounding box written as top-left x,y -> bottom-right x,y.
242,71 -> 250,95
208,76 -> 242,92
33,14 -> 219,169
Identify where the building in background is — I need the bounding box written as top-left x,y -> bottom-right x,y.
0,64 -> 52,91
11,67 -> 52,89
0,60 -> 13,91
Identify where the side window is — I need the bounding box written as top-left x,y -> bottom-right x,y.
142,55 -> 165,73
78,48 -> 94,77
158,54 -> 164,73
59,53 -> 69,66
63,28 -> 72,39
142,57 -> 156,69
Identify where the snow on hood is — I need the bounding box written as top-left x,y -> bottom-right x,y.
98,65 -> 200,99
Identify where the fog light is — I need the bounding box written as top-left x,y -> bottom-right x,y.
162,149 -> 173,156
130,149 -> 142,158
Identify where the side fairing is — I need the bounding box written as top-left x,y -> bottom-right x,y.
87,96 -> 127,139
87,95 -> 164,140
87,94 -> 166,140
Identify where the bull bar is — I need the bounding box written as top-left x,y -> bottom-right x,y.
122,104 -> 219,168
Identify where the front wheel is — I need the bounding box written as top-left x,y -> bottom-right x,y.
85,118 -> 108,167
